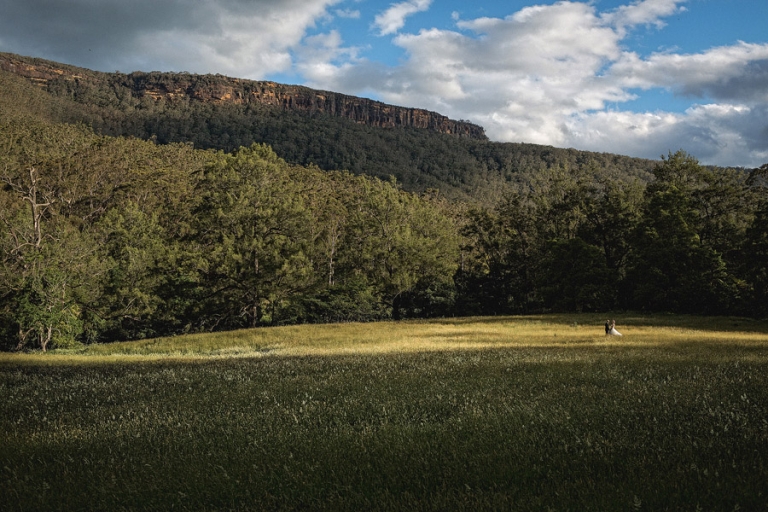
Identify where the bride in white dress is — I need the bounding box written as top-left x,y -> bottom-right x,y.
605,319 -> 622,336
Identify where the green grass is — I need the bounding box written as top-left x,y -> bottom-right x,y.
2,315 -> 768,511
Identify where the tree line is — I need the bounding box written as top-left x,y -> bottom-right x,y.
0,118 -> 459,350
2,117 -> 767,352
457,153 -> 768,318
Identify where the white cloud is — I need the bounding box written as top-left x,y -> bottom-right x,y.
373,0 -> 432,36
610,42 -> 768,103
336,9 -> 361,19
568,104 -> 768,167
0,0 -> 343,78
295,30 -> 364,84
305,0 -> 768,167
136,0 -> 346,79
602,0 -> 687,35
370,2 -> 627,144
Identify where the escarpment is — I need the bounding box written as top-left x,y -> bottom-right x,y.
1,52 -> 487,140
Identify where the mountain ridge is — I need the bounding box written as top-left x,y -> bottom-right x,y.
0,52 -> 487,140
0,51 -> 663,203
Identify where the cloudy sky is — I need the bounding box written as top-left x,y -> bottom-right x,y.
1,0 -> 767,167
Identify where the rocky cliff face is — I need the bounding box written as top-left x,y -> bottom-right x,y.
0,53 -> 487,140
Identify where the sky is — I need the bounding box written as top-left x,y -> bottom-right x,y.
1,0 -> 767,168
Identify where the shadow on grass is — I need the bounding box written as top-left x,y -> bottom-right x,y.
2,341 -> 768,511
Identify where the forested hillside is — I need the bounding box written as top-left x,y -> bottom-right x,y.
1,52 -> 658,203
2,54 -> 768,351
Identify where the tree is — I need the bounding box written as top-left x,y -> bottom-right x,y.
192,144 -> 316,328
94,203 -> 176,340
742,164 -> 768,317
743,203 -> 768,317
537,238 -> 614,312
578,179 -> 644,275
0,120 -> 105,350
341,177 -> 459,319
626,152 -> 739,313
454,207 -> 514,316
0,208 -> 103,350
456,165 -> 596,314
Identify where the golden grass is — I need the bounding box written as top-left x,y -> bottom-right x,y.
3,314 -> 768,364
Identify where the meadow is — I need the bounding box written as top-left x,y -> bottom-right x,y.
2,314 -> 768,511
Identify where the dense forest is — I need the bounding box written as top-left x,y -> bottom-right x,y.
1,55 -> 768,351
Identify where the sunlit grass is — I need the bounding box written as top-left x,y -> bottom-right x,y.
3,314 -> 767,363
2,314 -> 768,510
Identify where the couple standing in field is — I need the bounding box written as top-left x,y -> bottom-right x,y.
605,319 -> 622,336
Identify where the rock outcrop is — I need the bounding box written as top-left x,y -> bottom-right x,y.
0,53 -> 487,140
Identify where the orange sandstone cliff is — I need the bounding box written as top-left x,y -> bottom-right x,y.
0,53 -> 487,140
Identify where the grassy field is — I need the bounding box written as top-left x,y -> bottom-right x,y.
2,314 -> 768,511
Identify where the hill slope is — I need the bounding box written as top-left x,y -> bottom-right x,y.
0,52 -> 657,203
